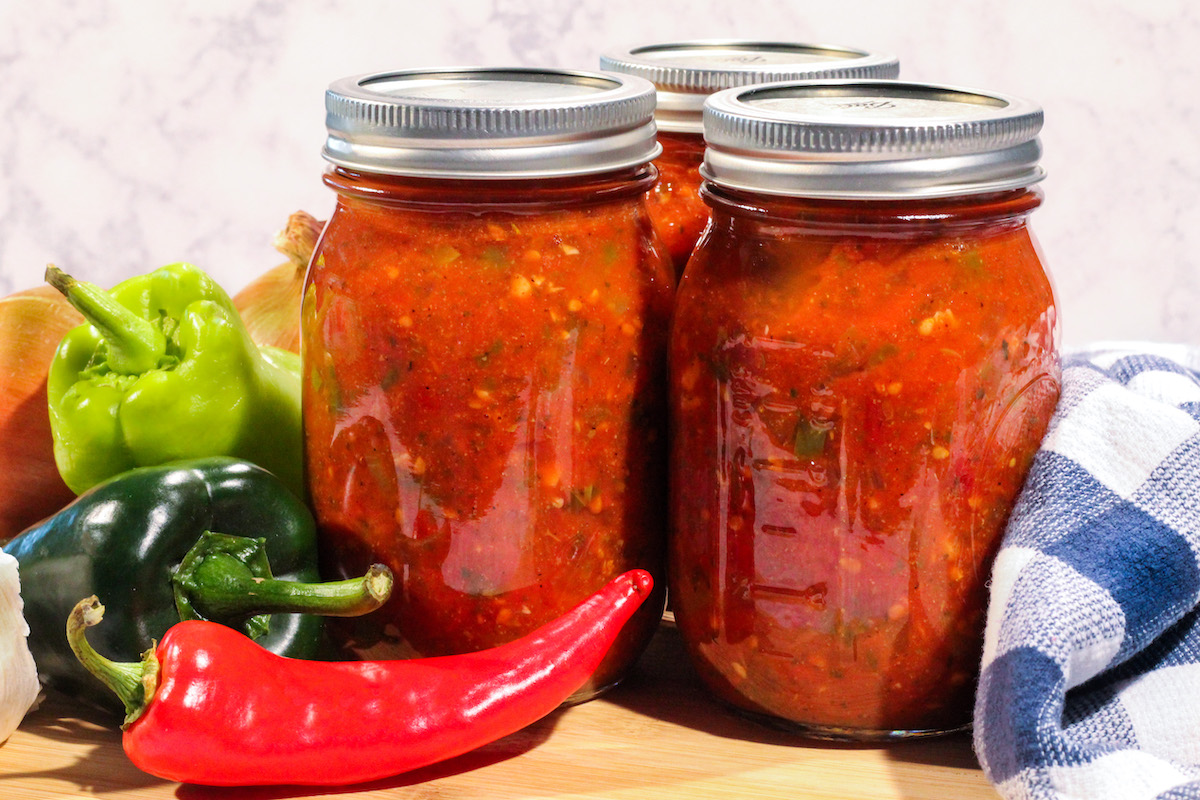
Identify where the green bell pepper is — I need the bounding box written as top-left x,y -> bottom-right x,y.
44,262 -> 303,497
3,457 -> 391,711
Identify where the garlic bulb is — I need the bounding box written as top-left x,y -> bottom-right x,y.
0,551 -> 40,742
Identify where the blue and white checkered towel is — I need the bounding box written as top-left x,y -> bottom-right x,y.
975,343 -> 1200,800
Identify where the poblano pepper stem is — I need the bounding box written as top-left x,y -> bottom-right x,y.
44,264 -> 166,375
67,596 -> 158,727
173,532 -> 392,632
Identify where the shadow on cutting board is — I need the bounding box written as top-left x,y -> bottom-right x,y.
0,691 -> 164,793
608,622 -> 985,771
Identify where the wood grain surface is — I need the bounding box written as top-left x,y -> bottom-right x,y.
0,623 -> 1000,799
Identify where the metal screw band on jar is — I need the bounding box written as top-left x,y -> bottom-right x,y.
701,79 -> 1046,200
600,41 -> 899,134
323,67 -> 661,179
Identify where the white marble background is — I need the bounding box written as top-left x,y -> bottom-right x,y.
1,0 -> 1197,348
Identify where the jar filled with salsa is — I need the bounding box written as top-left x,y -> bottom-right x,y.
600,41 -> 899,276
670,81 -> 1061,737
305,68 -> 673,701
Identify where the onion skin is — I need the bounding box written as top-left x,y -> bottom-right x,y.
233,211 -> 324,354
0,285 -> 83,541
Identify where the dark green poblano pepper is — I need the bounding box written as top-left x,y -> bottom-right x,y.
44,262 -> 303,497
3,458 -> 391,711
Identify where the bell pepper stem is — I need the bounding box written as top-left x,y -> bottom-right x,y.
45,264 -> 166,374
173,532 -> 392,636
67,596 -> 158,728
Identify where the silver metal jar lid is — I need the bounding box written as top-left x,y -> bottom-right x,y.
599,41 -> 899,134
702,80 -> 1045,200
323,67 -> 661,179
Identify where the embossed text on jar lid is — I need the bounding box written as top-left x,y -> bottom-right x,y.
701,80 -> 1045,199
600,41 -> 899,134
323,67 -> 660,179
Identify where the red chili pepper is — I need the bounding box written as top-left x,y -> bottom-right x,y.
68,569 -> 653,787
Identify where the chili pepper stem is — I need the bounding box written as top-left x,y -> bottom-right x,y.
67,596 -> 158,728
44,264 -> 166,374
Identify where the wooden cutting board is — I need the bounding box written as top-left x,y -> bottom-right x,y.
0,623 -> 1000,799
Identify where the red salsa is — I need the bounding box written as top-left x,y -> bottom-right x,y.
647,131 -> 708,276
669,187 -> 1060,735
304,168 -> 673,699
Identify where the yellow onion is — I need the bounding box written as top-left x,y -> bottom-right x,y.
0,285 -> 83,541
234,211 -> 324,354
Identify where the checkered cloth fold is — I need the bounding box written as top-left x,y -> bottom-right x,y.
974,343 -> 1200,800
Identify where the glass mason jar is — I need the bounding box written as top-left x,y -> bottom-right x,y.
669,81 -> 1061,738
304,68 -> 673,701
601,41 -> 899,277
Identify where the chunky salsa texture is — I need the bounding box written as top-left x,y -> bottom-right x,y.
669,188 -> 1060,735
647,132 -> 709,278
303,169 -> 673,699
